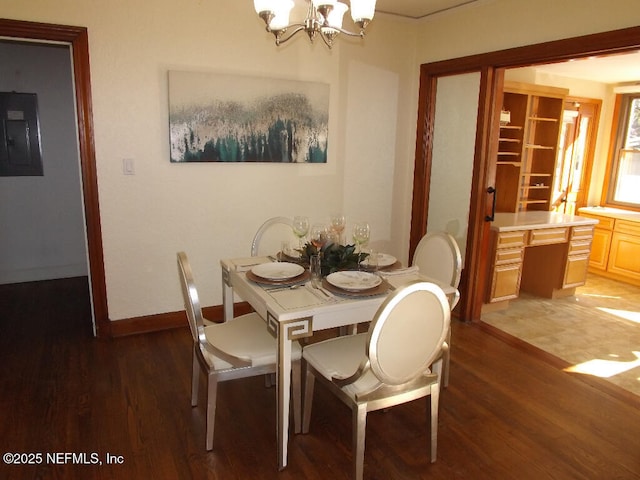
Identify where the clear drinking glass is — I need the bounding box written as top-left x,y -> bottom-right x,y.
310,254 -> 322,288
309,224 -> 329,254
292,216 -> 310,249
329,213 -> 346,244
363,248 -> 378,271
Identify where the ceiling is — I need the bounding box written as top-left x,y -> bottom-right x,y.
532,52 -> 640,84
374,0 -> 483,19
372,0 -> 640,85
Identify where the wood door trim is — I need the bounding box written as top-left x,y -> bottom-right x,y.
411,26 -> 640,322
0,18 -> 110,337
564,96 -> 602,211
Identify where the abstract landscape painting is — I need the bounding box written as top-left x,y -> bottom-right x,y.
168,71 -> 329,163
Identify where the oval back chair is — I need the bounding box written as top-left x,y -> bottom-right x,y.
302,281 -> 450,480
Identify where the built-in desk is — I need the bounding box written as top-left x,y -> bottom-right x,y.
483,211 -> 598,311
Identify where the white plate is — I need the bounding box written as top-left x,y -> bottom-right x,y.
326,271 -> 382,292
360,253 -> 397,268
251,262 -> 305,280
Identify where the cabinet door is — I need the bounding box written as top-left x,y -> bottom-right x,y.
608,232 -> 640,280
489,262 -> 522,303
589,228 -> 612,270
563,254 -> 589,288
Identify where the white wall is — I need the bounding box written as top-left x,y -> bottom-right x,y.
428,73 -> 480,260
0,43 -> 87,284
0,0 -> 638,323
0,1 -> 418,320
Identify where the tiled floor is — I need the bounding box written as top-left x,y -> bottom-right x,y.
481,273 -> 640,398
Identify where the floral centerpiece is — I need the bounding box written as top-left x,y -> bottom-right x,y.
298,242 -> 368,276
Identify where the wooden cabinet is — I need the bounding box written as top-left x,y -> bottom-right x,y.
487,230 -> 526,303
578,209 -> 640,286
609,220 -> 640,282
496,82 -> 568,213
589,227 -> 613,270
562,225 -> 594,289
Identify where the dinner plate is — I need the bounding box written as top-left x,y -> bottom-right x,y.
326,271 -> 382,292
322,278 -> 391,297
246,269 -> 310,286
360,253 -> 397,269
251,262 -> 305,280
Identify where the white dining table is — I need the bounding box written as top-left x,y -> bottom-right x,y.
220,257 -> 458,471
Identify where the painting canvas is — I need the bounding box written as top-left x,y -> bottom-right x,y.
168,71 -> 329,163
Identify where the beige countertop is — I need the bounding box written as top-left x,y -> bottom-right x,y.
578,206 -> 640,222
491,211 -> 598,232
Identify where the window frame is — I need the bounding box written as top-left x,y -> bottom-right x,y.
602,92 -> 640,211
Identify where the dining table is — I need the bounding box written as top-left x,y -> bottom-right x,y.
220,255 -> 458,471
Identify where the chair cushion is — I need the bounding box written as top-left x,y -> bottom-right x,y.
203,312 -> 302,370
303,334 -> 380,398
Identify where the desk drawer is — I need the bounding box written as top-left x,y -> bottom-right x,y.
563,253 -> 590,288
571,225 -> 594,240
569,240 -> 592,255
528,227 -> 569,246
496,231 -> 527,249
495,247 -> 524,265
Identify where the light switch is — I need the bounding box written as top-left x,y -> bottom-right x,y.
122,158 -> 135,175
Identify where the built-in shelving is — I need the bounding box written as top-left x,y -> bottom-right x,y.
494,81 -> 567,213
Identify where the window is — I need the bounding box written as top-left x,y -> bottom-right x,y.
604,93 -> 640,209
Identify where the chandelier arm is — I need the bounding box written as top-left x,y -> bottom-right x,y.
324,26 -> 365,38
274,25 -> 307,45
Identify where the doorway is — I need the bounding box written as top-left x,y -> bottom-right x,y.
410,26 -> 640,323
0,19 -> 109,337
552,98 -> 601,215
0,41 -> 87,287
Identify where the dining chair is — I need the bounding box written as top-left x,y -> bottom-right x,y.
302,281 -> 450,480
250,216 -> 297,386
251,216 -> 294,257
177,251 -> 302,450
412,231 -> 462,387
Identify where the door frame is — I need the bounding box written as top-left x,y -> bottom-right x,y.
410,26 -> 640,323
0,18 -> 110,337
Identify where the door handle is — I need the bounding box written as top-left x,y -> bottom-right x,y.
485,186 -> 496,222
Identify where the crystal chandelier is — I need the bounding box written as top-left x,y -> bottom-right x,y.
254,0 -> 377,48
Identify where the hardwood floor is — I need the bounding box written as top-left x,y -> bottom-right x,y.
1,277 -> 639,479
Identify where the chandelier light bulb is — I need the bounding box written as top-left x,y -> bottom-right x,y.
325,2 -> 348,30
350,0 -> 376,23
269,0 -> 295,31
254,0 -> 376,48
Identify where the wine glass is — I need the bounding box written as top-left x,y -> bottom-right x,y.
352,221 -> 370,251
352,221 -> 370,267
329,213 -> 346,244
292,216 -> 309,249
309,223 -> 329,254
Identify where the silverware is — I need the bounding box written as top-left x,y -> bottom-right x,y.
267,284 -> 302,292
